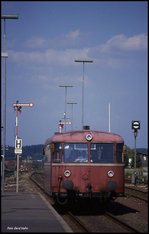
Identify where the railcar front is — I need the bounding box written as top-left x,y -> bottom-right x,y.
43,130 -> 124,204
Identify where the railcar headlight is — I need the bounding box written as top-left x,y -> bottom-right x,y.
64,170 -> 71,177
86,134 -> 92,141
107,170 -> 114,178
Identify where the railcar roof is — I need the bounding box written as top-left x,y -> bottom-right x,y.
45,130 -> 124,145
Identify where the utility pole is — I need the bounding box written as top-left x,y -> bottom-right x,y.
59,85 -> 73,132
109,103 -> 111,132
1,14 -> 19,192
67,102 -> 77,130
74,59 -> 93,129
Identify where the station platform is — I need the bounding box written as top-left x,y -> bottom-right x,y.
1,192 -> 73,233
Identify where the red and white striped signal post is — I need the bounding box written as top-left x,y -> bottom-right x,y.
58,120 -> 71,133
12,101 -> 34,192
13,102 -> 34,140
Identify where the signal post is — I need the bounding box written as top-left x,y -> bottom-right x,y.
12,101 -> 34,192
131,121 -> 140,184
58,120 -> 72,133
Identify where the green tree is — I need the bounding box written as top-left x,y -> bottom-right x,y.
123,145 -> 142,168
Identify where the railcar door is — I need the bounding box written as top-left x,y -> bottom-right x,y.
51,143 -> 62,193
43,143 -> 53,195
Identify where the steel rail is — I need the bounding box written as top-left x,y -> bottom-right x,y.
105,211 -> 143,233
125,187 -> 148,203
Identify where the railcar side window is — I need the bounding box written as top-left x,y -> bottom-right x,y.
64,143 -> 88,163
52,143 -> 62,163
116,143 -> 123,163
90,143 -> 114,163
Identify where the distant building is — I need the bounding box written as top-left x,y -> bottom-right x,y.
5,160 -> 16,170
136,149 -> 148,175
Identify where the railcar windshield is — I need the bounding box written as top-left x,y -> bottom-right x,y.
90,143 -> 114,163
64,143 -> 88,162
116,143 -> 123,163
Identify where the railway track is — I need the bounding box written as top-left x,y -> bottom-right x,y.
63,211 -> 91,233
64,210 -> 142,233
125,186 -> 148,203
52,197 -> 142,233
105,211 -> 142,233
30,172 -> 145,233
30,171 -> 44,189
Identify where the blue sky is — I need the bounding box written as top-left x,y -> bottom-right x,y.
1,1 -> 148,149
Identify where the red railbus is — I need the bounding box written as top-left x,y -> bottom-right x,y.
43,129 -> 124,204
